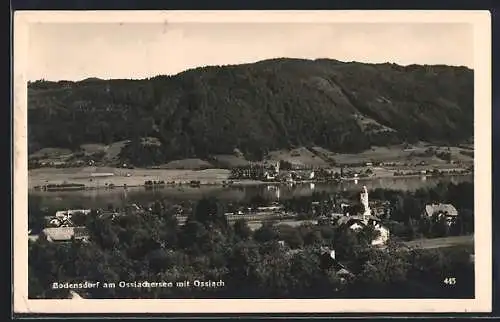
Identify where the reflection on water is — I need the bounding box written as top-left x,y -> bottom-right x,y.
29,175 -> 473,210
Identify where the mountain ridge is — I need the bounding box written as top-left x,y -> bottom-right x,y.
28,58 -> 474,167
28,58 -> 473,83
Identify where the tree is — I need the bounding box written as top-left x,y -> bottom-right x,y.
70,211 -> 87,226
304,230 -> 324,246
430,213 -> 449,238
233,219 -> 252,241
358,224 -> 381,246
28,198 -> 49,234
194,197 -> 229,231
418,216 -> 432,238
458,209 -> 474,235
284,229 -> 304,249
253,222 -> 279,243
179,218 -> 209,254
319,225 -> 336,242
29,61 -> 474,166
333,227 -> 361,260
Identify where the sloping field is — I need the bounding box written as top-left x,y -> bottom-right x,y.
30,148 -> 73,160
80,144 -> 107,154
157,158 -> 214,170
30,140 -> 131,165
267,147 -> 330,167
210,155 -> 251,168
332,144 -> 473,165
101,140 -> 131,162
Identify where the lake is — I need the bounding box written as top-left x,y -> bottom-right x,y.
28,175 -> 473,210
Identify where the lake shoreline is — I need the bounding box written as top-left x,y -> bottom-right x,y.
29,166 -> 472,192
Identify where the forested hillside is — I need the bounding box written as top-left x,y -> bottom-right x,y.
28,58 -> 474,166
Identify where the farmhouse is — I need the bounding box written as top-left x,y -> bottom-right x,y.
423,203 -> 458,225
42,226 -> 90,243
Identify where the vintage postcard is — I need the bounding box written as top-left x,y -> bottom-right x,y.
13,10 -> 492,314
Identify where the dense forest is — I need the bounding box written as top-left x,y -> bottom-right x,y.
28,58 -> 474,165
28,182 -> 474,299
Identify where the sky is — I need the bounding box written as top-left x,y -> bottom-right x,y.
27,22 -> 473,81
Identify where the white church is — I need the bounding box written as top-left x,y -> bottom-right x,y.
338,186 -> 390,246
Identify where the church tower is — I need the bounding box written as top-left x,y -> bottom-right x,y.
360,185 -> 372,222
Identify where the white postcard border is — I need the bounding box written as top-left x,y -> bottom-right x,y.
13,10 -> 492,314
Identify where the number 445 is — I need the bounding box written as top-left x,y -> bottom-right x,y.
443,277 -> 457,285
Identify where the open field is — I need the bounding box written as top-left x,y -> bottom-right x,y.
29,167 -> 232,189
210,154 -> 251,168
155,158 -> 214,170
174,216 -> 317,231
247,219 -> 318,231
331,143 -> 474,165
402,235 -> 474,250
28,141 -> 473,190
267,147 -> 332,167
29,142 -> 474,171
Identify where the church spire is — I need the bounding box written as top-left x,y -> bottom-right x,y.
360,185 -> 371,222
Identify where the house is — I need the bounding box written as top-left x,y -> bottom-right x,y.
423,203 -> 458,225
42,226 -> 89,243
317,247 -> 354,284
48,218 -> 62,227
55,209 -> 91,219
98,210 -> 120,220
336,268 -> 355,282
256,205 -> 284,213
264,171 -> 276,180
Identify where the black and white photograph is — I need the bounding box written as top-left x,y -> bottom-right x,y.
13,10 -> 492,314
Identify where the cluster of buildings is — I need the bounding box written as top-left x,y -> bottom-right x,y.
283,244 -> 355,285
224,202 -> 286,217
46,209 -> 91,228
229,162 -> 279,181
229,161 -> 377,184
28,209 -> 92,243
29,203 -> 159,243
326,186 -> 391,246
229,161 -> 321,183
29,185 -> 459,247
263,185 -> 459,247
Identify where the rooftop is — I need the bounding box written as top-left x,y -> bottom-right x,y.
43,226 -> 89,242
424,203 -> 458,217
336,215 -> 380,226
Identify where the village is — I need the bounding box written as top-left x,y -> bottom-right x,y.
30,157 -> 472,193
29,184 -> 462,248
